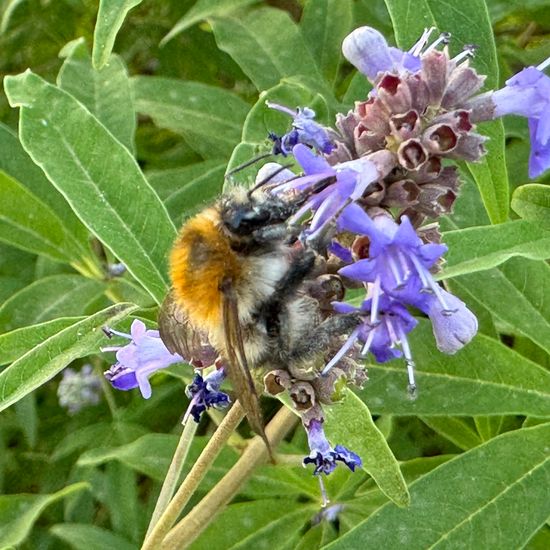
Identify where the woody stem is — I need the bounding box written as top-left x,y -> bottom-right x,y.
141,401 -> 245,550
162,405 -> 299,550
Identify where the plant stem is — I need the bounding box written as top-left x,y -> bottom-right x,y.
141,401 -> 245,550
162,405 -> 298,550
145,418 -> 198,539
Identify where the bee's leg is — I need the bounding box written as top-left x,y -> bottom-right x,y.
258,249 -> 317,339
289,312 -> 362,362
251,224 -> 288,245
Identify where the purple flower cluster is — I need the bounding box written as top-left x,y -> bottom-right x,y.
303,419 -> 362,475
97,25 -> 549,485
102,320 -> 230,422
264,24 -> 549,402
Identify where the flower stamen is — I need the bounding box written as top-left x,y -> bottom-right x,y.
409,27 -> 436,56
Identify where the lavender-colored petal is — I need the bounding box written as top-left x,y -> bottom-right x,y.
136,371 -> 153,399
255,163 -> 295,185
293,144 -> 333,175
423,290 -> 478,353
418,243 -> 449,265
328,241 -> 353,263
492,67 -> 550,119
105,365 -> 138,391
103,320 -> 184,398
390,47 -> 421,73
338,259 -> 377,282
185,369 -> 231,423
295,116 -> 335,154
334,445 -> 363,471
529,117 -> 550,177
337,202 -> 377,236
130,319 -> 147,340
393,215 -> 422,248
342,26 -> 395,81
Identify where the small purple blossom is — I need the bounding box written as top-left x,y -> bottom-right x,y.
102,320 -> 183,399
267,102 -> 335,155
58,364 -> 102,414
489,60 -> 550,177
338,207 -> 449,307
184,368 -> 230,423
410,286 -> 478,354
342,26 -> 423,82
272,144 -> 393,241
303,419 -> 362,476
327,295 -> 419,395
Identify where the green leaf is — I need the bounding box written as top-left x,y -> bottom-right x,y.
0,123 -> 90,256
162,0 -> 262,45
0,303 -> 137,413
105,462 -> 140,543
0,275 -> 105,332
421,417 -> 482,451
0,483 -> 89,548
147,161 -> 226,225
52,421 -> 149,461
301,0 -> 354,85
455,257 -> 550,356
77,434 -> 179,482
512,184 -> 550,230
5,70 -> 176,304
242,463 -> 320,500
326,423 -> 550,549
92,0 -> 143,69
209,7 -> 326,91
189,499 -> 314,550
51,524 -> 137,550
464,121 -> 509,224
0,170 -> 86,264
132,76 -> 249,159
14,394 -> 38,448
325,390 -> 410,507
359,320 -> 550,417
440,220 -> 550,279
384,0 -> 509,223
58,38 -> 136,152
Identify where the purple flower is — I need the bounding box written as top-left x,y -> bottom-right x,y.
342,26 -> 424,82
475,59 -> 550,177
303,419 -> 362,476
272,144 -> 393,240
338,206 -> 449,308
102,320 -> 183,399
58,365 -> 102,414
326,295 -> 419,394
184,368 -> 230,423
342,26 -> 454,85
267,102 -> 335,155
410,286 -> 478,354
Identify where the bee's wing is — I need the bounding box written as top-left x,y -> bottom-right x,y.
221,279 -> 272,458
158,290 -> 204,359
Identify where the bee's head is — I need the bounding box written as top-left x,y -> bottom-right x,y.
220,173 -> 337,240
220,191 -> 293,236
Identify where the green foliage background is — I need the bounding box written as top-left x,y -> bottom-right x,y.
0,0 -> 549,548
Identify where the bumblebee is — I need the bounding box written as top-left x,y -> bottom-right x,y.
158,178 -> 360,449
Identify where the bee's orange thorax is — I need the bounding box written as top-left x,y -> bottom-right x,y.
170,208 -> 241,330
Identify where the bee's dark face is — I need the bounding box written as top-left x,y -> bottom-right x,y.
221,194 -> 296,236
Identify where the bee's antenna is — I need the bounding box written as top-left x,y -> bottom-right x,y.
224,152 -> 273,180
247,163 -> 294,197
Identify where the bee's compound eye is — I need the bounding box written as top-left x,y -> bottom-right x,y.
226,206 -> 270,232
